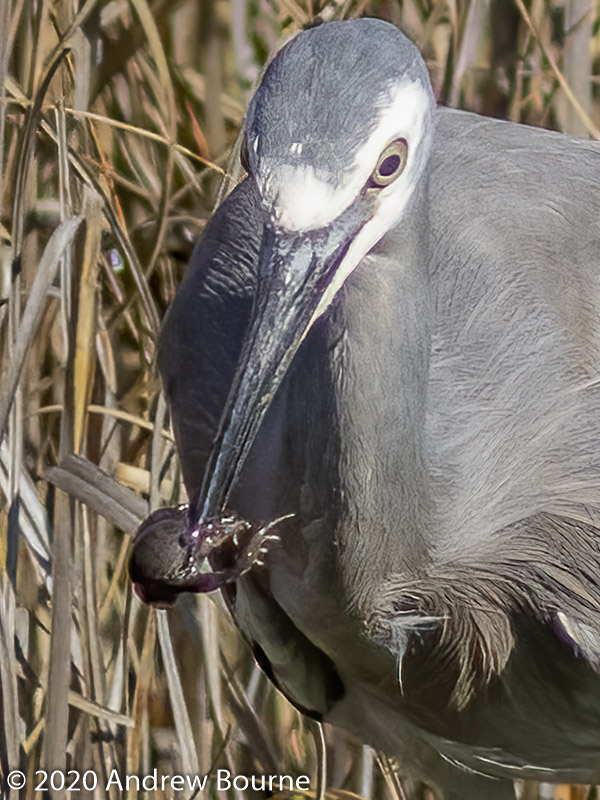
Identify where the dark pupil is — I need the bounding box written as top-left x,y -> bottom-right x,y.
379,154 -> 400,177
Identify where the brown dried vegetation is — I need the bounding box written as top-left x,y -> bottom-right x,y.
0,1 -> 599,799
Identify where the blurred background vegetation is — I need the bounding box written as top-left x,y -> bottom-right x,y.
0,0 -> 599,798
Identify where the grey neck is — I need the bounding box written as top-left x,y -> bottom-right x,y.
328,178 -> 434,604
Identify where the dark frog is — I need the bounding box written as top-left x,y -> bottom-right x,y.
128,505 -> 287,607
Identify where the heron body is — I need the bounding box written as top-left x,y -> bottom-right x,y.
131,18 -> 600,799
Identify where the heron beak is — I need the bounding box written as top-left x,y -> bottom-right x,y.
193,213 -> 363,524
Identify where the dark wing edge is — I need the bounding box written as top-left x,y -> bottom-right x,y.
158,178 -> 262,506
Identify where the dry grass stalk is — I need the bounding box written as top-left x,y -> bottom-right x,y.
0,2 -> 598,800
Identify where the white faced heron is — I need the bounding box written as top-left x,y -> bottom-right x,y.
129,17 -> 600,799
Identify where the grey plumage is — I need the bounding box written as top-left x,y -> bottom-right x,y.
243,20 -> 430,197
132,17 -> 600,800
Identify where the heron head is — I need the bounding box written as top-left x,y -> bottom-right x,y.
196,19 -> 436,523
244,18 -> 435,296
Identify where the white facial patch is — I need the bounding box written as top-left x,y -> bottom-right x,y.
352,80 -> 428,182
263,79 -> 432,235
308,80 -> 434,325
266,164 -> 343,231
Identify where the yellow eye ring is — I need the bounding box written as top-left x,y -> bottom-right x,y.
369,139 -> 408,188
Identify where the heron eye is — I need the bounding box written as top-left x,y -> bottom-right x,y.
369,139 -> 408,188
